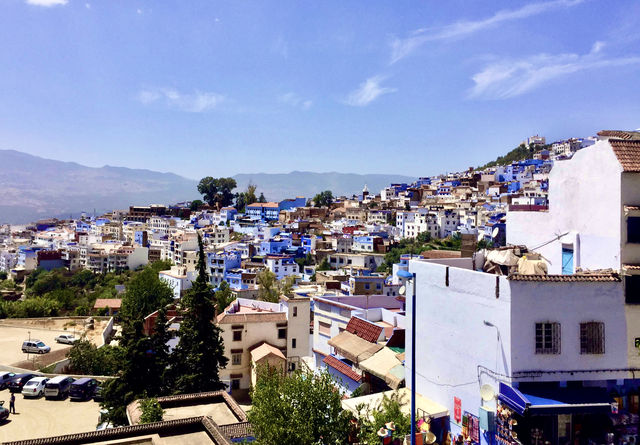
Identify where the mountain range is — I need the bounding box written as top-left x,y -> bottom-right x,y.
0,150 -> 414,224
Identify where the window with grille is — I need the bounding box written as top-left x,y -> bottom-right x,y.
580,322 -> 605,354
232,353 -> 242,365
535,322 -> 561,354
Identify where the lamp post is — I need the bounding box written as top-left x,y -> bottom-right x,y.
398,269 -> 416,445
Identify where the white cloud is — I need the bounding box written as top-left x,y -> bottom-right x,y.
390,0 -> 584,64
278,92 -> 312,110
344,75 -> 397,107
137,88 -> 225,112
26,0 -> 68,6
468,44 -> 640,99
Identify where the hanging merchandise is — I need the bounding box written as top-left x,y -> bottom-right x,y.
495,402 -> 521,445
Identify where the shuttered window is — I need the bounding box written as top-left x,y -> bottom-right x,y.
580,322 -> 605,354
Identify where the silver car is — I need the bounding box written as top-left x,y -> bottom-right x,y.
54,334 -> 77,345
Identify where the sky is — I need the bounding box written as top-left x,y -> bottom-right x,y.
1,0 -> 640,180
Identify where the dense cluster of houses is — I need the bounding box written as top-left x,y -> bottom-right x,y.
2,130 -> 640,444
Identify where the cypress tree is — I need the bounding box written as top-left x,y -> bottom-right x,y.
171,233 -> 228,393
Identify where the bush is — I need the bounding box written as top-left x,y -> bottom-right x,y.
138,398 -> 164,424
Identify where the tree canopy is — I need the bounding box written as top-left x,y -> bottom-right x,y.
312,190 -> 333,208
236,183 -> 258,213
120,265 -> 174,323
197,177 -> 237,209
248,365 -> 351,445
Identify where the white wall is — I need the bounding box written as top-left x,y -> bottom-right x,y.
407,259 -> 512,442
507,141 -> 623,273
510,280 -> 628,381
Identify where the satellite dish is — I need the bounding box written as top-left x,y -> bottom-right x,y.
399,285 -> 406,296
491,227 -> 500,238
480,384 -> 496,402
477,233 -> 484,242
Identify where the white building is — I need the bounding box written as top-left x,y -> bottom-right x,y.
159,266 -> 196,299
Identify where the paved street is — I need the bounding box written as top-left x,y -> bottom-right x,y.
0,391 -> 101,442
0,325 -> 72,368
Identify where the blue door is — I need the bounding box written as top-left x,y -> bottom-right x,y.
562,247 -> 574,275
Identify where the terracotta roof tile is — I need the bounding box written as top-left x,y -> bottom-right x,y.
346,316 -> 383,343
598,130 -> 638,140
623,264 -> 640,271
508,273 -> 621,282
323,355 -> 362,382
219,422 -> 254,439
93,298 -> 122,309
610,140 -> 640,172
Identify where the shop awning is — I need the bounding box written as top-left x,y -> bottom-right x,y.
342,388 -> 448,420
327,331 -> 383,364
499,383 -> 613,416
359,347 -> 405,390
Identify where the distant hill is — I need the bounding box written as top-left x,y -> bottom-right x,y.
0,150 -> 199,224
233,171 -> 415,202
0,150 -> 414,224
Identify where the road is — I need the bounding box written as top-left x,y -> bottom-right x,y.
0,390 -> 101,442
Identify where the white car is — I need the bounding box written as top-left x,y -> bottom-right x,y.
21,376 -> 49,398
54,334 -> 78,345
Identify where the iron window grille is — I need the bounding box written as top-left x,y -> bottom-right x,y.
535,322 -> 561,354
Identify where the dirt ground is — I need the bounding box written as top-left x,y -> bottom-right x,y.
0,389 -> 102,442
0,319 -> 108,370
0,318 -> 109,346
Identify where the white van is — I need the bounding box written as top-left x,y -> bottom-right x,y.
44,375 -> 74,399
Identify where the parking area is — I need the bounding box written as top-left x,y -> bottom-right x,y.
0,391 -> 102,442
0,325 -> 72,368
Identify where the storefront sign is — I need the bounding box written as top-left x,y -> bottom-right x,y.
454,397 -> 462,423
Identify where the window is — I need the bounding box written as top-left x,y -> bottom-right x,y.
319,321 -> 331,336
291,338 -> 297,349
231,379 -> 240,390
628,217 -> 640,243
232,330 -> 242,342
278,328 -> 287,339
626,276 -> 640,304
293,306 -> 297,317
580,322 -> 605,354
364,283 -> 370,290
232,353 -> 242,365
535,322 -> 561,354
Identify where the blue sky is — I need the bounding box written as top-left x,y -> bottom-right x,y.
1,0 -> 640,180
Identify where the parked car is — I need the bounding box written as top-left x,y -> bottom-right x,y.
44,376 -> 74,400
21,377 -> 49,398
96,409 -> 113,431
69,378 -> 98,401
93,384 -> 104,402
54,334 -> 78,345
0,372 -> 15,390
8,373 -> 39,393
0,401 -> 9,422
21,340 -> 51,354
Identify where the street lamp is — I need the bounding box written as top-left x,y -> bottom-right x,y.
398,269 -> 416,445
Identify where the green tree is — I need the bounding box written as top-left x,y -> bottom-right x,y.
214,281 -> 235,314
312,190 -> 333,208
171,233 -> 228,394
120,266 -> 173,324
101,320 -> 168,425
257,269 -> 279,302
355,392 -> 411,444
197,177 -> 237,209
248,365 -> 350,445
316,257 -> 332,272
67,339 -> 123,376
236,183 -> 258,213
190,199 -> 204,212
0,271 -> 7,280
258,192 -> 267,203
138,398 -> 164,424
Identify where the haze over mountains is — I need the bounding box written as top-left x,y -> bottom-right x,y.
0,150 -> 414,224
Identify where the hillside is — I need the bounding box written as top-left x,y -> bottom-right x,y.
0,150 -> 415,224
478,144 -> 549,169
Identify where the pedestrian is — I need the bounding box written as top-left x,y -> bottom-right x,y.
9,392 -> 15,414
